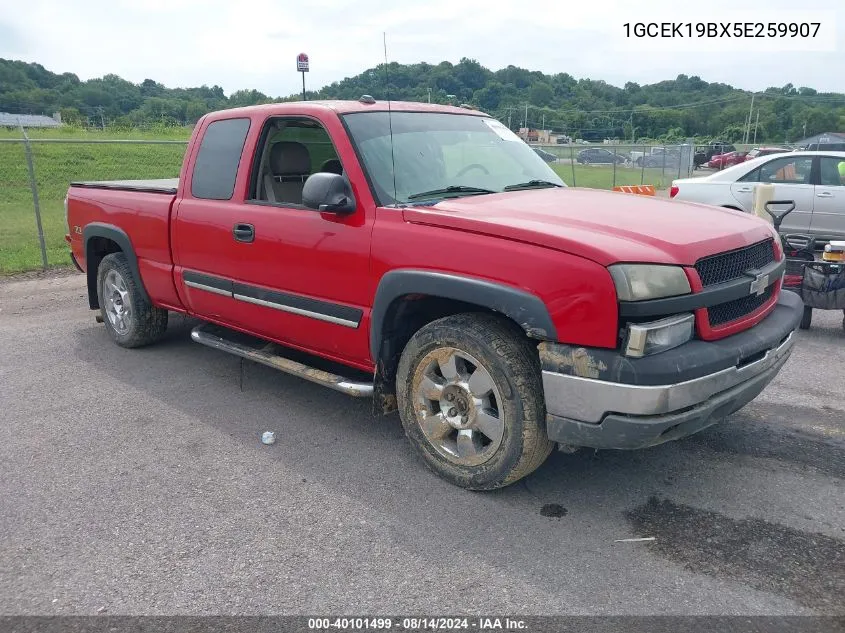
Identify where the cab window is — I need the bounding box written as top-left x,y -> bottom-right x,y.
740,156 -> 813,184
192,118 -> 251,200
249,118 -> 343,206
819,157 -> 845,187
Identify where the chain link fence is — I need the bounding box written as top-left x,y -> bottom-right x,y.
0,135 -> 188,274
531,141 -> 803,189
529,142 -> 704,190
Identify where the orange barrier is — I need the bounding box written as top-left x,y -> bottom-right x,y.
612,185 -> 656,196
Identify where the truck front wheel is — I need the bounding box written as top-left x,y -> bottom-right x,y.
396,313 -> 554,490
97,252 -> 168,348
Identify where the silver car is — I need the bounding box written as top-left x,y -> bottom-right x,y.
671,151 -> 845,242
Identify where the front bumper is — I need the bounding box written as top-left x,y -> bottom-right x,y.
540,290 -> 803,450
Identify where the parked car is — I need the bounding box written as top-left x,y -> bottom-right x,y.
706,151 -> 748,169
705,141 -> 737,159
695,141 -> 738,168
65,99 -> 803,490
744,147 -> 790,161
637,149 -> 681,168
671,151 -> 845,241
576,148 -> 627,164
532,147 -> 558,163
806,141 -> 845,152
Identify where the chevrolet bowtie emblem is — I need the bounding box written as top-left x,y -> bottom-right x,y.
747,271 -> 769,296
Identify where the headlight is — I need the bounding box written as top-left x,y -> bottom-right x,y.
624,313 -> 695,358
608,264 -> 691,301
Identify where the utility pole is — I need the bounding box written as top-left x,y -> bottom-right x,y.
753,109 -> 760,144
427,87 -> 431,103
542,112 -> 545,131
524,103 -> 528,128
507,108 -> 512,130
744,93 -> 755,144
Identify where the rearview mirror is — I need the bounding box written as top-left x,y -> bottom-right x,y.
302,173 -> 356,213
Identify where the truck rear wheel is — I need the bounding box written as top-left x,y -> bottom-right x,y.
97,252 -> 168,348
396,313 -> 553,490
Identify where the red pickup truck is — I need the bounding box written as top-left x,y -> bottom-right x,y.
65,99 -> 803,490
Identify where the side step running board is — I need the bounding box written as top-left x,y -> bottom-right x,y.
191,323 -> 373,397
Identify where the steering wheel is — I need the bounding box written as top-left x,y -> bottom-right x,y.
455,163 -> 490,177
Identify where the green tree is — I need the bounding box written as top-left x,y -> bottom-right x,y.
1,56 -> 843,140
186,100 -> 209,122
529,82 -> 553,107
228,89 -> 270,107
59,107 -> 83,125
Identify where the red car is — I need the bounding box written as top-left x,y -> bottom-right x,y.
65,99 -> 802,490
706,151 -> 748,169
744,147 -> 789,161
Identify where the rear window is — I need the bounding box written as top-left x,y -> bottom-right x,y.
191,118 -> 251,200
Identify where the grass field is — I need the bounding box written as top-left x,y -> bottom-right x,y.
551,162 -> 677,189
0,125 -> 192,141
1,127 -> 677,273
0,130 -> 189,274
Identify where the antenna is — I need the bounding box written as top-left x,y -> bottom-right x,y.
383,32 -> 398,206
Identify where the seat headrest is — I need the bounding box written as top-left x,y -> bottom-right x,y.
320,158 -> 343,175
270,141 -> 311,176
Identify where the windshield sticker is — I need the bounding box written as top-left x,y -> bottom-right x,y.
483,118 -> 522,142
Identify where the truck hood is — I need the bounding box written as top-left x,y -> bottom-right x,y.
401,188 -> 774,266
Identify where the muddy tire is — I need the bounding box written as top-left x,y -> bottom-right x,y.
396,313 -> 553,490
97,252 -> 168,348
800,306 -> 812,330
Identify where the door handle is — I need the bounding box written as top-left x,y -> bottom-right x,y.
232,223 -> 255,243
735,187 -> 753,193
816,191 -> 834,198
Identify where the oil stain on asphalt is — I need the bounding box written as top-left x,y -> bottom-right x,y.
540,504 -> 568,518
627,497 -> 845,612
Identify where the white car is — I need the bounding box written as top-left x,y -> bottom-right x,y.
671,151 -> 845,241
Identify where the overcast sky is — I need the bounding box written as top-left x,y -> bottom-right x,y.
0,0 -> 841,97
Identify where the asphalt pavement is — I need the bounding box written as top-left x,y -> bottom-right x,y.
1,271 -> 843,615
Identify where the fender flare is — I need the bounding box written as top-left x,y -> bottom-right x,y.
83,223 -> 148,309
369,269 -> 558,360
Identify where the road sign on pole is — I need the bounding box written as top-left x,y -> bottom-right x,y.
297,53 -> 309,101
297,53 -> 309,72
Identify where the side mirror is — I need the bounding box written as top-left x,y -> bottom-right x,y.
302,173 -> 356,213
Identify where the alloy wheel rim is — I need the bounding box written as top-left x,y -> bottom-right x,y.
103,270 -> 132,335
412,347 -> 505,466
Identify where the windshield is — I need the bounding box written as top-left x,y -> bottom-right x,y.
342,111 -> 565,205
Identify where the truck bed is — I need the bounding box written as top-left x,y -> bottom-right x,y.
70,178 -> 179,194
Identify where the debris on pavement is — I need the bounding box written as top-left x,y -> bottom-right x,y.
614,537 -> 656,543
261,431 -> 276,445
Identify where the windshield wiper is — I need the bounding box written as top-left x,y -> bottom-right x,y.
503,180 -> 564,191
406,185 -> 496,201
